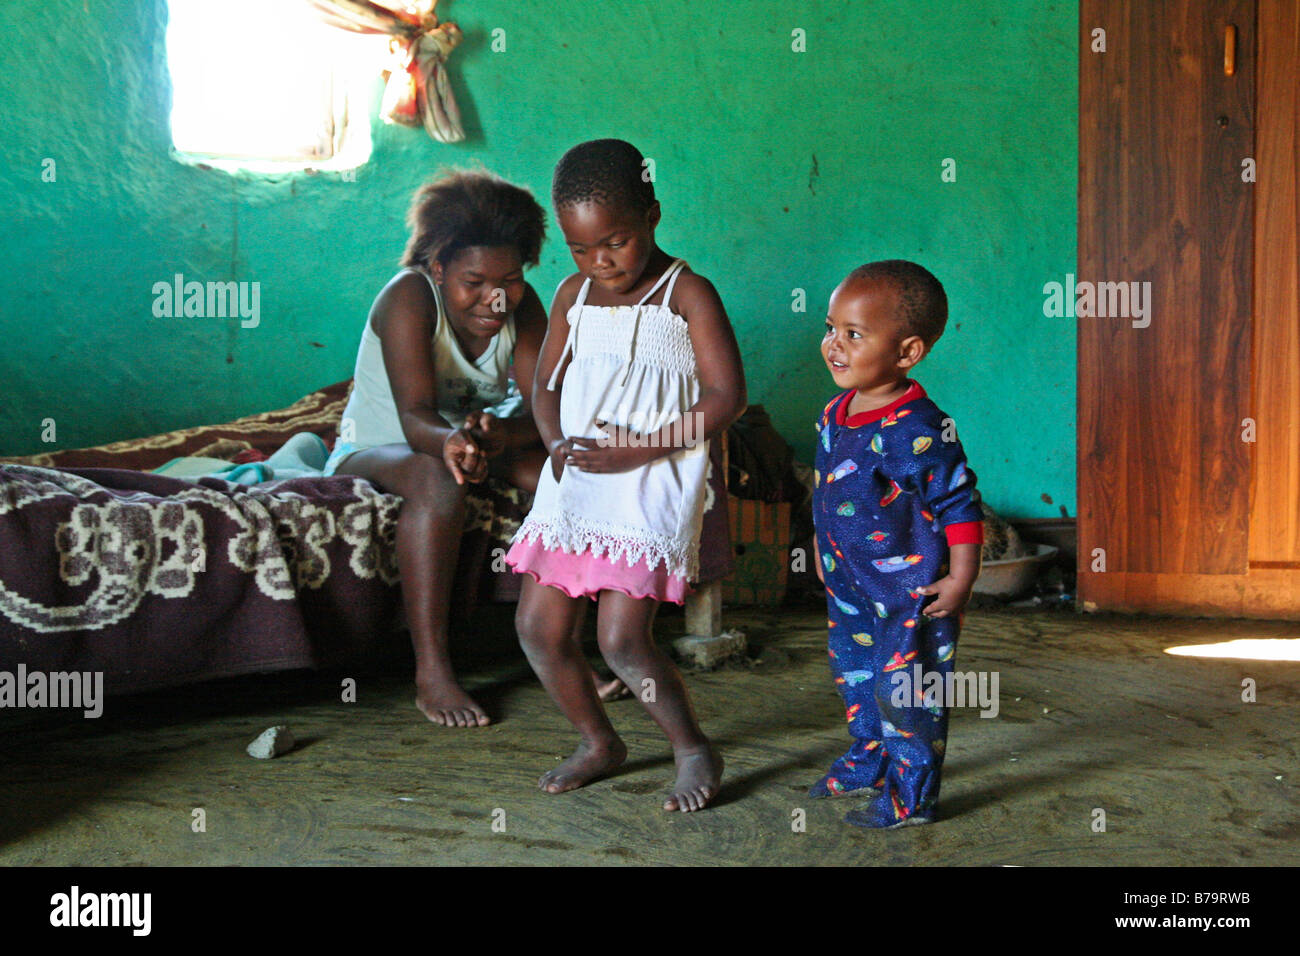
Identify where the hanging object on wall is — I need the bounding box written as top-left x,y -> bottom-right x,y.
306,0 -> 465,143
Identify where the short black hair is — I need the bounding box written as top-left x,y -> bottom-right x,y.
846,260 -> 949,347
402,168 -> 546,270
552,139 -> 656,216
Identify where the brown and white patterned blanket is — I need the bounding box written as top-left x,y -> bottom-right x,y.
0,464 -> 535,694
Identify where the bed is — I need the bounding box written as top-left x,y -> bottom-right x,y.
0,381 -> 733,694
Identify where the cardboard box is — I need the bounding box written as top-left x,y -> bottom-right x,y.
721,495 -> 791,606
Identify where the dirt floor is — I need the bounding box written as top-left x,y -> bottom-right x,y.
2,600 -> 1297,866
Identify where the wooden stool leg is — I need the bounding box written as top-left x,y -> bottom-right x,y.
672,432 -> 746,667
685,580 -> 722,638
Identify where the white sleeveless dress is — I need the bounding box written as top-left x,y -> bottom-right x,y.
506,260 -> 710,602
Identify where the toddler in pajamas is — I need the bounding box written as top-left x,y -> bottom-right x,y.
812,260 -> 983,828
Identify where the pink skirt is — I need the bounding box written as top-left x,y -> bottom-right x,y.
505,536 -> 692,605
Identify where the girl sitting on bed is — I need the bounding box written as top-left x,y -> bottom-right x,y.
327,169 -> 620,728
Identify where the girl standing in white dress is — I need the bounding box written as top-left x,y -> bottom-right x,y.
507,140 -> 747,812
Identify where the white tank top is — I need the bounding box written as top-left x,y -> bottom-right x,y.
339,268 -> 520,447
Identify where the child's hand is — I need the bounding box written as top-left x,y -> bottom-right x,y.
916,574 -> 975,619
565,422 -> 661,474
463,411 -> 506,459
443,428 -> 487,485
548,438 -> 574,482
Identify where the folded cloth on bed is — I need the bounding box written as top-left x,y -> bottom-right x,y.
152,433 -> 331,485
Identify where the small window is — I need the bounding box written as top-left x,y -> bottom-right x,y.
165,0 -> 383,172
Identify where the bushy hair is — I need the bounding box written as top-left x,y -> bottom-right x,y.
402,168 -> 546,270
552,139 -> 656,215
847,260 -> 949,346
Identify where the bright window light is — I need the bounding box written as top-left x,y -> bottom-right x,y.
165,0 -> 383,171
1165,639 -> 1300,662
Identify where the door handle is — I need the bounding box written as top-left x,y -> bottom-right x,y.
1225,23 -> 1237,76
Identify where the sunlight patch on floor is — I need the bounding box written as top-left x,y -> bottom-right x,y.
1165,639 -> 1300,662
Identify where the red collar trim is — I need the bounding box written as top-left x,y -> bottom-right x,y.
834,380 -> 926,427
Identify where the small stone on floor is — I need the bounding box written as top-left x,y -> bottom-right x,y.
246,725 -> 295,759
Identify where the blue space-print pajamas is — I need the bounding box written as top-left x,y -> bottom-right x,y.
812,385 -> 982,826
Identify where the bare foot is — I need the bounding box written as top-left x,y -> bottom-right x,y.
415,677 -> 490,728
663,743 -> 724,812
539,737 -> 628,794
591,667 -> 631,702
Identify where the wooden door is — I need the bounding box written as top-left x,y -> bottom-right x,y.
1078,0 -> 1300,617
1248,0 -> 1300,579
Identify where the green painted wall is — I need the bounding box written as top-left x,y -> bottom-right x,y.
0,0 -> 1077,519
